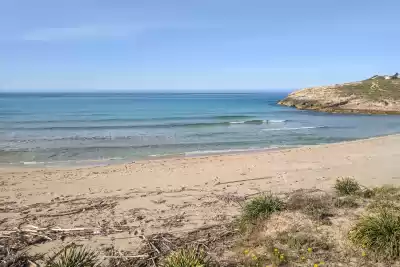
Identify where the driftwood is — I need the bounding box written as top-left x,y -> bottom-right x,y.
121,224 -> 237,267
215,176 -> 272,185
43,201 -> 116,217
0,224 -> 104,252
0,226 -> 99,236
103,254 -> 149,259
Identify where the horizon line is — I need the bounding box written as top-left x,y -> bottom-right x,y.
0,89 -> 294,93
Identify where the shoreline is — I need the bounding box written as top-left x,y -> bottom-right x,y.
0,145 -> 290,170
0,133 -> 395,172
2,133 -> 400,255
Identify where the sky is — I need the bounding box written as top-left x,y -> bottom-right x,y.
0,0 -> 399,91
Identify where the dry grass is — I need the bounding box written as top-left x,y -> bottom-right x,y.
368,185 -> 400,211
372,185 -> 400,201
236,210 -> 336,267
286,190 -> 335,223
334,196 -> 360,209
272,228 -> 334,266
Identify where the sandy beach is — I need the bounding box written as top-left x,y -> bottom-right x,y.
1,134 -> 400,255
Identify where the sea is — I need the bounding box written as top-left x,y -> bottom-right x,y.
1,92 -> 400,167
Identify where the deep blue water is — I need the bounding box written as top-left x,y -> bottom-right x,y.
1,92 -> 400,167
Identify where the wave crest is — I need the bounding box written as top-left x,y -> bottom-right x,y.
261,126 -> 326,131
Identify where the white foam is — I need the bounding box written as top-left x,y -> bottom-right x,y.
22,161 -> 45,165
229,120 -> 267,124
261,126 -> 325,131
149,153 -> 181,158
229,121 -> 246,124
20,157 -> 126,167
268,119 -> 287,123
184,147 -> 274,156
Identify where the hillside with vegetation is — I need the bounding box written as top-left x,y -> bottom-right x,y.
278,73 -> 400,114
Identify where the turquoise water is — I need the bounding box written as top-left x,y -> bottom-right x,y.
1,92 -> 400,167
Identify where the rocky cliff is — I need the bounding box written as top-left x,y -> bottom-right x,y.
278,75 -> 400,114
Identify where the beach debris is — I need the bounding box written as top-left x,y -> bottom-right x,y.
0,222 -> 134,253
151,198 -> 166,204
161,214 -> 185,228
216,193 -> 245,204
215,176 -> 272,186
43,200 -> 117,217
0,244 -> 42,267
116,223 -> 236,267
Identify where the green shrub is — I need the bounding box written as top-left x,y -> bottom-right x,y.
47,245 -> 100,267
241,194 -> 284,222
162,247 -> 209,267
334,178 -> 360,195
349,210 -> 400,259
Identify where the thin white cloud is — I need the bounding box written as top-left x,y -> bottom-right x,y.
23,25 -> 140,41
22,21 -> 220,42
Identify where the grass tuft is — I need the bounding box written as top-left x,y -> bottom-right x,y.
47,245 -> 100,267
350,210 -> 400,260
162,247 -> 209,267
334,177 -> 360,196
241,194 -> 284,223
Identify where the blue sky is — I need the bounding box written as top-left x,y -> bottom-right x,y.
1,0 -> 399,91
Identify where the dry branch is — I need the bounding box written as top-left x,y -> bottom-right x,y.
215,176 -> 272,185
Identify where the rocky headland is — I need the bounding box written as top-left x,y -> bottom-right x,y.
279,73 -> 400,114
